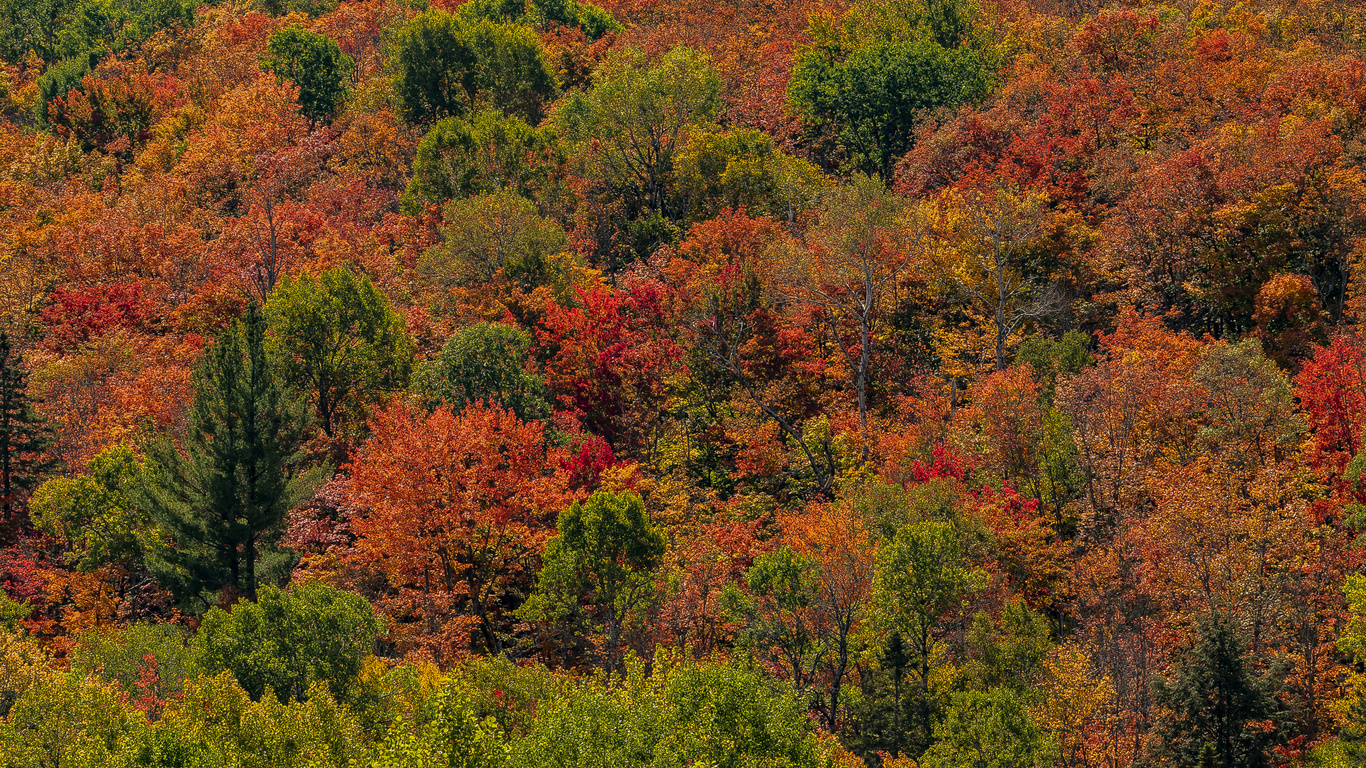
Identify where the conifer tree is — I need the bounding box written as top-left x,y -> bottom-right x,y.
1148,615 -> 1281,768
0,331 -> 55,528
140,306 -> 324,607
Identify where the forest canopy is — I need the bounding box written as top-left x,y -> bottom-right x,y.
5,0 -> 1366,764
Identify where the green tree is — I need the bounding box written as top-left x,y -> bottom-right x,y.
873,519 -> 984,751
193,582 -> 383,704
264,268 -> 413,439
417,322 -> 548,421
402,109 -> 563,214
473,19 -> 558,123
521,491 -> 665,677
0,652 -> 148,768
456,0 -> 620,39
1013,329 -> 1093,406
1336,574 -> 1366,765
556,46 -> 722,222
139,305 -> 322,606
919,687 -> 1059,768
0,592 -> 31,630
0,0 -> 82,65
419,190 -> 570,290
788,23 -> 992,178
54,0 -> 194,61
257,0 -> 338,16
740,546 -> 824,697
70,622 -> 196,713
1147,615 -> 1281,768
0,332 -> 55,528
390,10 -> 556,125
958,599 -> 1052,693
370,680 -> 508,768
12,0 -> 194,123
262,25 -> 353,124
152,671 -> 367,766
30,444 -> 150,574
674,127 -> 827,224
512,655 -> 826,768
34,55 -> 91,124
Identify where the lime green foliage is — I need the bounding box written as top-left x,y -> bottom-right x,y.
747,547 -> 820,613
265,267 -> 414,438
417,322 -> 549,421
0,592 -> 30,631
737,547 -> 822,689
391,10 -> 556,125
1336,575 -> 1366,762
959,599 -> 1052,693
913,601 -> 1058,768
402,109 -> 563,214
555,46 -> 722,222
370,680 -> 508,768
0,671 -> 147,765
30,444 -> 151,573
152,672 -> 365,767
919,687 -> 1059,768
263,26 -> 354,124
520,491 -> 666,675
512,654 -> 829,768
456,0 -> 621,40
874,521 -> 985,679
788,0 -> 995,178
460,655 -> 568,738
419,190 -> 571,290
575,4 -> 620,39
675,128 -> 828,223
0,631 -> 149,767
0,626 -> 834,767
193,582 -> 383,705
70,622 -> 196,705
258,0 -> 338,16
872,519 -> 985,748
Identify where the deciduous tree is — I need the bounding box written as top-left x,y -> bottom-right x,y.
264,267 -> 413,439
263,25 -> 354,124
521,490 -> 665,677
345,399 -> 572,659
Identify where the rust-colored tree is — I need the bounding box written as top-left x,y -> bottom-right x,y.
345,399 -> 574,661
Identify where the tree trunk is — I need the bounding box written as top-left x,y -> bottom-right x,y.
244,531 -> 257,601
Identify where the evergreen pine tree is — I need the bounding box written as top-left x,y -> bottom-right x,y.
1148,615 -> 1282,768
0,332 -> 55,528
140,306 -> 324,606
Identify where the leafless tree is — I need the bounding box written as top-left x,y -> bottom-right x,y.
956,188 -> 1063,370
777,175 -> 923,461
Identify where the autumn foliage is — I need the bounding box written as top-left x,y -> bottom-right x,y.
9,0 -> 1366,764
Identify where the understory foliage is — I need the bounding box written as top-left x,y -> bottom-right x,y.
8,0 -> 1366,764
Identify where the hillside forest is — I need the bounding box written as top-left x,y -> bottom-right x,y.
6,0 -> 1366,764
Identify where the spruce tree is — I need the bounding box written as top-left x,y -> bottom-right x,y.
1148,615 -> 1281,768
0,332 -> 55,528
140,305 -> 324,606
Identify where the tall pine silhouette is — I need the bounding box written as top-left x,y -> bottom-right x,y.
1148,615 -> 1282,768
0,332 -> 55,531
140,305 -> 324,606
